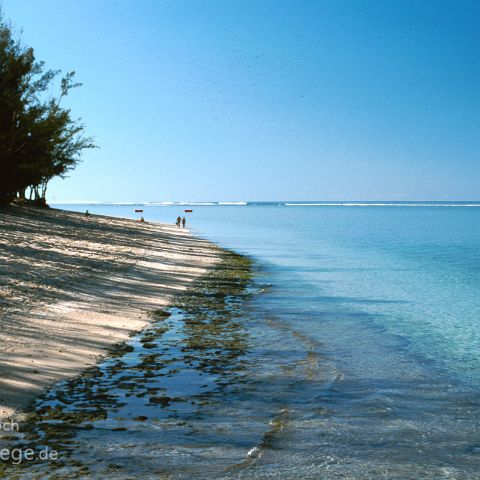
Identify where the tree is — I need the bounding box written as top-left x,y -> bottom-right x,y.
0,14 -> 95,206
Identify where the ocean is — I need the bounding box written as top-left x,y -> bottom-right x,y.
37,202 -> 480,478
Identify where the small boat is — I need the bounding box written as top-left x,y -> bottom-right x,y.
185,209 -> 193,213
135,209 -> 144,213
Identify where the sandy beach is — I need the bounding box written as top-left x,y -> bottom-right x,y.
0,206 -> 220,420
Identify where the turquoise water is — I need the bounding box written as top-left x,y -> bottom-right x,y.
50,202 -> 480,477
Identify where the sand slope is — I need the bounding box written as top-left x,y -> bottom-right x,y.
0,206 -> 219,419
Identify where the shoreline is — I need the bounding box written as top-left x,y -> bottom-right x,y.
0,246 -> 256,478
0,206 -> 222,420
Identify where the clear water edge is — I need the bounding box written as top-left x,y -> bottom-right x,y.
2,202 -> 480,478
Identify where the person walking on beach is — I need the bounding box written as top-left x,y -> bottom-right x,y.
176,216 -> 181,228
182,217 -> 186,228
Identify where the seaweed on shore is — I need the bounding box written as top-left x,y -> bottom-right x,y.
0,248 -> 254,479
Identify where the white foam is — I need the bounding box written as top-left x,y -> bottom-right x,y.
285,203 -> 480,207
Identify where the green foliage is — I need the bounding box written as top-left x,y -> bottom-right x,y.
0,14 -> 95,206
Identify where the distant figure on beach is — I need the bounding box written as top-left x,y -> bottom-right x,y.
140,216 -> 145,223
85,209 -> 90,217
176,216 -> 181,228
182,217 -> 186,228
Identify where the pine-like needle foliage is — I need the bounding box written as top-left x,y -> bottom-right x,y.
0,15 -> 95,206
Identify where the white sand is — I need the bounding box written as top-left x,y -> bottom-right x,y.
0,206 -> 220,420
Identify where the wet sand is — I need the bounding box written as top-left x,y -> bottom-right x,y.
0,250 -> 257,478
0,206 -> 220,420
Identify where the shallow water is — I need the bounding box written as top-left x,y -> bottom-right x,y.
3,202 -> 480,478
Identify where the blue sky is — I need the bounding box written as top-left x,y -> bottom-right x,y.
3,0 -> 480,201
